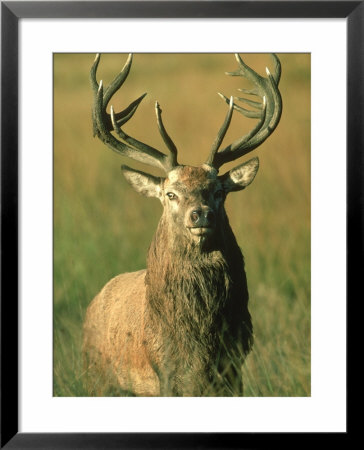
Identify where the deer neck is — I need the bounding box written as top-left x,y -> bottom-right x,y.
144,214 -> 249,394
145,212 -> 242,315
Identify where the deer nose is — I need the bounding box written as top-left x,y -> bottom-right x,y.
190,208 -> 215,227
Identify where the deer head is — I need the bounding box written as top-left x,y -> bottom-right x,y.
91,54 -> 282,246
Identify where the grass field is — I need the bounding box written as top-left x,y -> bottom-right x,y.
53,53 -> 310,396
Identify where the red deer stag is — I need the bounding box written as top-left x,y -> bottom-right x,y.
83,54 -> 282,396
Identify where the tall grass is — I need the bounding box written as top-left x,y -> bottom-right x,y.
53,53 -> 310,396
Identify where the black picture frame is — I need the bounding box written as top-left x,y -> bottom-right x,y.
1,1 -> 360,448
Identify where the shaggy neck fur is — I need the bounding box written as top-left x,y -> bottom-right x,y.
144,211 -> 253,395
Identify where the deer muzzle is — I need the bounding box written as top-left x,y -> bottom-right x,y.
187,207 -> 215,236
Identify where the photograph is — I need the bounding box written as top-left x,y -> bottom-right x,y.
53,52 -> 311,397
2,0 -> 359,444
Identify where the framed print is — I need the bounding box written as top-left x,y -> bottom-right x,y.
1,1 -> 361,448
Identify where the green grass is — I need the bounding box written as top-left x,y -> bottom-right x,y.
53,53 -> 311,396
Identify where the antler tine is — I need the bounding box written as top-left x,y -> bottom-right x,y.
205,96 -> 234,166
155,102 -> 178,168
206,53 -> 282,170
91,53 -> 178,172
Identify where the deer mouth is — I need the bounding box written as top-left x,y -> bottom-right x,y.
188,227 -> 214,237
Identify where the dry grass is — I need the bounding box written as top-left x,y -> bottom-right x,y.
53,53 -> 310,396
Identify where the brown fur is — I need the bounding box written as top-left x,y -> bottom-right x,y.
83,217 -> 252,396
144,214 -> 253,395
83,165 -> 255,396
83,270 -> 159,396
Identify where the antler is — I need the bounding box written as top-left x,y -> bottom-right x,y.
206,53 -> 282,170
90,53 -> 178,172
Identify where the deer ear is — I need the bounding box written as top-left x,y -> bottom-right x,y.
121,165 -> 164,198
220,157 -> 259,193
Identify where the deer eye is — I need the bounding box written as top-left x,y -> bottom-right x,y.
166,192 -> 178,200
